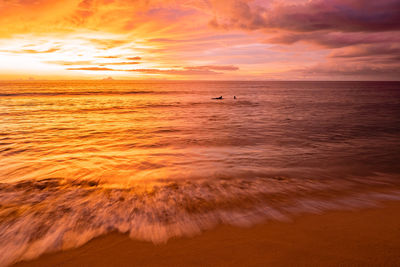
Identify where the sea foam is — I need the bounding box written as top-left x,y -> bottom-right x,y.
0,175 -> 399,266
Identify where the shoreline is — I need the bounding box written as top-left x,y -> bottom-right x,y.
13,200 -> 400,267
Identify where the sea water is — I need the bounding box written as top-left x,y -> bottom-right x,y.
1,81 -> 400,265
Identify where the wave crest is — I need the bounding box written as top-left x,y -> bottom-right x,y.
0,175 -> 399,266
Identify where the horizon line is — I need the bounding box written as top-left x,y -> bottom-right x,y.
1,79 -> 400,82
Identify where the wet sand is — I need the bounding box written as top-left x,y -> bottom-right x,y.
14,201 -> 400,267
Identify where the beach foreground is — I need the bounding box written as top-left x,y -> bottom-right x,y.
14,201 -> 400,267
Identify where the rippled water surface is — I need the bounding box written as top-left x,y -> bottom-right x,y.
1,81 -> 400,265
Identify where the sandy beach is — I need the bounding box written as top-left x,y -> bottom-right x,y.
13,200 -> 400,267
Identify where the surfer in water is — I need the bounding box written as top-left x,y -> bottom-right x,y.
212,96 -> 223,100
234,96 -> 237,99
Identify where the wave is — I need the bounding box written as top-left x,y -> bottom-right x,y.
0,175 -> 399,266
0,91 -> 156,97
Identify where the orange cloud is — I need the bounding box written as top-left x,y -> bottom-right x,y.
99,62 -> 140,65
48,60 -> 141,67
65,66 -> 223,75
89,39 -> 131,49
127,68 -> 222,75
67,67 -> 115,71
126,57 -> 142,60
0,0 -> 398,80
23,48 -> 60,53
97,56 -> 119,58
185,65 -> 239,71
1,48 -> 60,54
47,61 -> 93,65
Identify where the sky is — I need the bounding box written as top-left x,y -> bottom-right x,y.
0,0 -> 399,80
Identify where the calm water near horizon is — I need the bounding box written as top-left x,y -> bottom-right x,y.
1,81 -> 400,265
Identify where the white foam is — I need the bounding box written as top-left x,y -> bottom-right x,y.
0,176 -> 399,266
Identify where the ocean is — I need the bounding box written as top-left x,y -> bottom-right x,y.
1,81 -> 400,265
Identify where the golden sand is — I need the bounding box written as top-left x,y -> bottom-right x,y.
14,201 -> 400,267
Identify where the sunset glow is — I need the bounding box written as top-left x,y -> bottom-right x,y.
0,0 -> 399,80
1,1 -> 400,265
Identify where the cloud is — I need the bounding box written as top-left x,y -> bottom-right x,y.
23,48 -> 60,53
329,43 -> 400,58
207,0 -> 400,80
97,56 -> 120,59
95,56 -> 141,60
0,0 -> 205,37
65,66 -> 224,75
267,31 -> 400,48
47,60 -> 140,66
67,67 -> 115,71
210,0 -> 400,33
46,60 -> 93,65
185,65 -> 239,71
126,56 -> 141,60
127,68 -> 222,75
210,1 -> 400,51
99,62 -> 140,65
2,48 -> 60,54
89,39 -> 131,49
0,0 -> 399,80
299,63 -> 400,78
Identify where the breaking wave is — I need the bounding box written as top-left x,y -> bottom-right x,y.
0,175 -> 399,266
